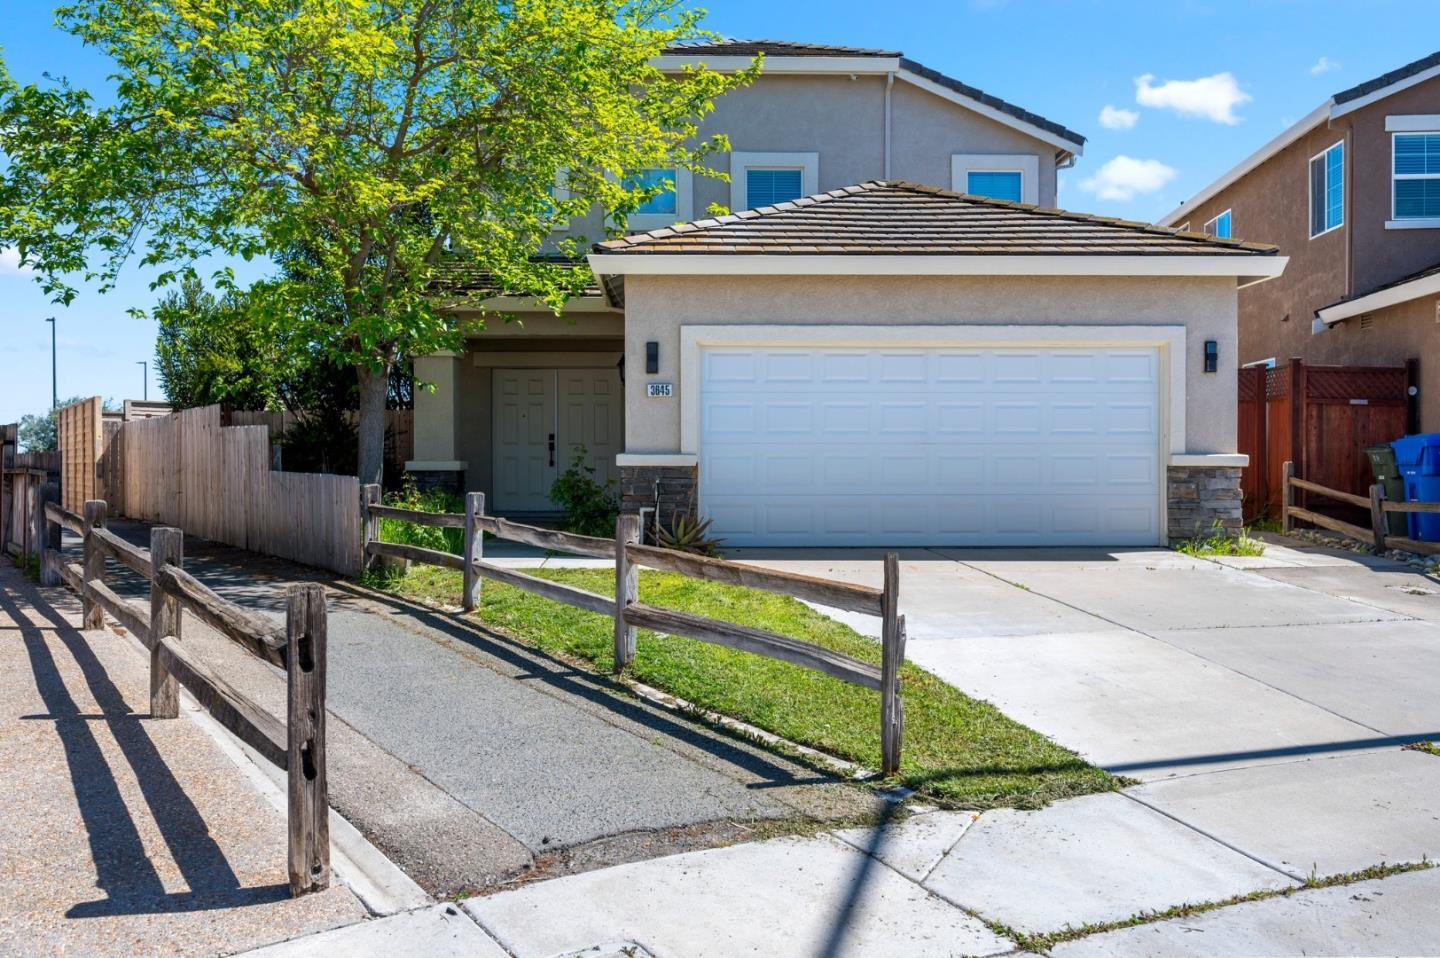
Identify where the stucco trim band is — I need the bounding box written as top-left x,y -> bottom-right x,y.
1170,453 -> 1249,467
588,254 -> 1287,286
616,454 -> 699,467
404,460 -> 468,471
677,324 -> 1187,458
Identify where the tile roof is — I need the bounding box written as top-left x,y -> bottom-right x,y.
662,38 -> 901,58
1333,49 -> 1440,105
429,258 -> 603,301
898,58 -> 1085,146
595,182 -> 1279,257
659,38 -> 1083,147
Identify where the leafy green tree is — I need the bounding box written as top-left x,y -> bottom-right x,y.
155,276 -> 282,410
0,0 -> 751,484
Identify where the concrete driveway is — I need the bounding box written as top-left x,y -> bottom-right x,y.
732,533 -> 1440,887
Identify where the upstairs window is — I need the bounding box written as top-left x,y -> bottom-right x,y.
730,153 -> 819,213
746,168 -> 805,209
1309,141 -> 1344,238
627,168 -> 677,216
1204,209 -> 1233,239
1393,132 -> 1440,221
966,170 -> 1024,203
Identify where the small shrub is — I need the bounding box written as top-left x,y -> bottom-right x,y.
550,447 -> 619,538
1175,520 -> 1265,558
656,506 -> 724,556
380,478 -> 464,555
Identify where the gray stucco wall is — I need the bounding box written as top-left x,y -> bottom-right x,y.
554,71 -> 1065,243
621,274 -> 1239,455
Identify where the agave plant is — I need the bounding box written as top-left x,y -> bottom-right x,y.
656,509 -> 724,557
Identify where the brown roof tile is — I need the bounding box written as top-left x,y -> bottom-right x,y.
595,182 -> 1279,258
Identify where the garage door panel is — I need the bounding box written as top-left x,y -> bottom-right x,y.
699,344 -> 1162,546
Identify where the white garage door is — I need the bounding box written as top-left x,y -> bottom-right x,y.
699,345 -> 1162,547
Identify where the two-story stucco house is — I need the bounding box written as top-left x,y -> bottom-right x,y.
1157,50 -> 1440,427
412,39 -> 1284,547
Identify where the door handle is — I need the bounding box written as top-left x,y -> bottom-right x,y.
548,433 -> 556,468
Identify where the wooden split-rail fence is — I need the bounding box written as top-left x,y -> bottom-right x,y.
1281,460 -> 1440,556
37,489 -> 330,897
361,486 -> 910,775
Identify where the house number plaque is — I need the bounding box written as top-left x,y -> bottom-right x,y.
646,382 -> 673,398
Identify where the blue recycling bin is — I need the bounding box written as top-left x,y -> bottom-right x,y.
1391,434 -> 1440,541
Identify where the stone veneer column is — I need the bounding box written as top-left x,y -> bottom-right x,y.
406,350 -> 466,492
620,465 -> 698,527
1167,465 -> 1243,540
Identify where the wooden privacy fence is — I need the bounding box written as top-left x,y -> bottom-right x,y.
361,487 -> 909,774
38,493 -> 330,896
115,405 -> 360,574
1281,460 -> 1440,556
1239,360 -> 1415,521
57,397 -> 104,514
2,432 -> 60,564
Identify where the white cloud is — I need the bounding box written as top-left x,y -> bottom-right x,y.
1309,56 -> 1339,76
1099,105 -> 1139,130
1080,156 -> 1177,202
0,247 -> 32,276
1134,72 -> 1251,124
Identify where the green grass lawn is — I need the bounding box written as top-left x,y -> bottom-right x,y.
371,563 -> 1117,809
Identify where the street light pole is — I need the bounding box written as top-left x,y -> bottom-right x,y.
137,360 -> 148,401
44,317 -> 57,410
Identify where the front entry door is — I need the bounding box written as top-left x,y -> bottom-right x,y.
492,367 -> 624,513
493,369 -> 558,512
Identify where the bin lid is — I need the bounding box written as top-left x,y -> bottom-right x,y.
1392,434 -> 1440,469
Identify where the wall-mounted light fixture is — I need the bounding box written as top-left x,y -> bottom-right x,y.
1204,340 -> 1218,373
646,341 -> 659,375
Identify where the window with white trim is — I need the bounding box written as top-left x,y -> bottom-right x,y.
1393,132 -> 1440,221
951,154 -> 1040,205
621,166 -> 693,230
1204,209 -> 1232,239
1309,141 -> 1344,238
730,152 -> 819,213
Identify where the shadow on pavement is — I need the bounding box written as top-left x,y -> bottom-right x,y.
3,587 -> 288,916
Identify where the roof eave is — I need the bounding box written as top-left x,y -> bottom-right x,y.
1316,267 -> 1440,326
589,252 -> 1287,287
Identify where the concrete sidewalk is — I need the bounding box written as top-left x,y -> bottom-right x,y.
82,523 -> 876,897
0,561 -> 368,957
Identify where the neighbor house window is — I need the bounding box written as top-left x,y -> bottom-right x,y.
1204,209 -> 1233,239
966,170 -> 1024,202
1393,132 -> 1440,221
730,152 -> 819,213
1309,141 -> 1344,237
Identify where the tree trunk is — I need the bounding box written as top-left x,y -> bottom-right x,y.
356,363 -> 390,488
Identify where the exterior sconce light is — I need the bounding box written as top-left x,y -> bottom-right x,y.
646,341 -> 659,374
1204,340 -> 1218,373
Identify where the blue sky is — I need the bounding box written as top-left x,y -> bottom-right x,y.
0,1 -> 1412,426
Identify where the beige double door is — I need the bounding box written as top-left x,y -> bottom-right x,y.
492,368 -> 623,512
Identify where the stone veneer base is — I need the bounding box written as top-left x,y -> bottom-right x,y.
405,469 -> 465,494
620,465 -> 698,527
1167,465 -> 1243,541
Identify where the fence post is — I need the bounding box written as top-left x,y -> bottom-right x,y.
463,491 -> 485,612
880,552 -> 905,776
149,527 -> 184,719
1370,483 -> 1388,552
37,483 -> 60,586
360,483 -> 381,572
81,500 -> 107,629
1281,461 -> 1294,534
287,583 -> 330,896
614,514 -> 640,671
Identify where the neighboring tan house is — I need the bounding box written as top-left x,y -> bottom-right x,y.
414,40 -> 1286,547
1157,50 -> 1440,427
